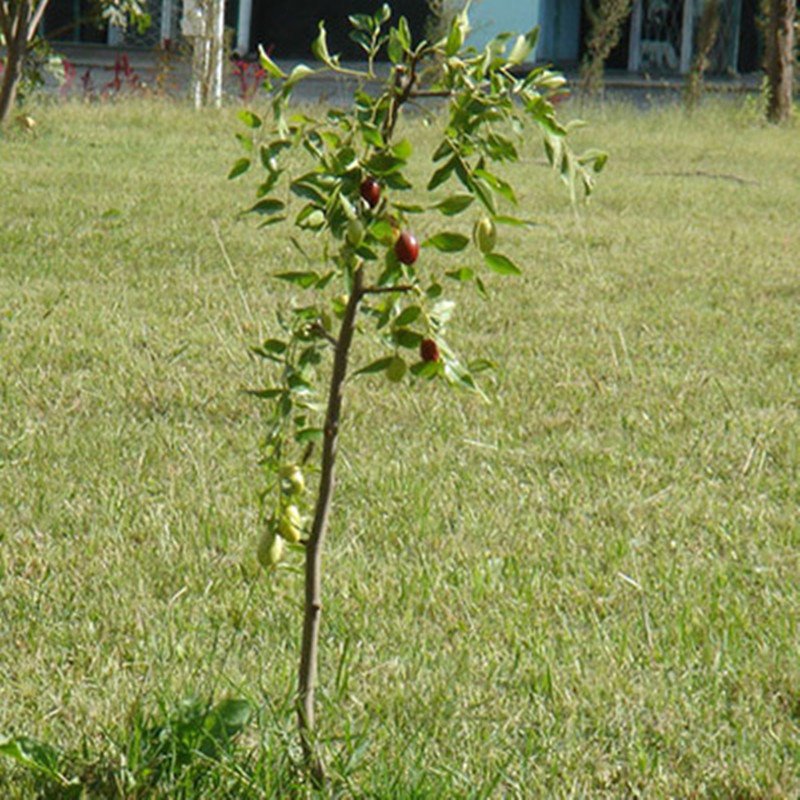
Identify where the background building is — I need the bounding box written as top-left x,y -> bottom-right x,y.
39,0 -> 768,76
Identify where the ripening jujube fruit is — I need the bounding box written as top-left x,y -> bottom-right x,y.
420,338 -> 440,363
394,230 -> 419,265
359,176 -> 381,208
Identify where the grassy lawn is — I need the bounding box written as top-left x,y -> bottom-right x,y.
1,96 -> 798,797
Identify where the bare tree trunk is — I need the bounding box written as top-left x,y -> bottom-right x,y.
297,266 -> 364,787
0,1 -> 30,128
184,0 -> 224,109
0,0 -> 51,127
764,0 -> 796,123
210,0 -> 223,108
0,33 -> 25,126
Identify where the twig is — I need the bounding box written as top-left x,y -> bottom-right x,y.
361,283 -> 416,295
408,89 -> 452,99
308,321 -> 338,347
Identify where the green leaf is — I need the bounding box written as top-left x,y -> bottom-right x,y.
396,16 -> 412,51
296,427 -> 324,443
259,216 -> 287,228
483,252 -> 521,276
366,152 -> 406,175
349,13 -> 373,31
261,339 -> 287,354
386,355 -> 407,382
257,171 -> 281,197
291,174 -> 329,205
434,194 -> 474,216
473,182 -> 497,215
392,139 -> 413,160
284,64 -> 315,90
423,232 -> 470,252
236,133 -> 254,152
369,219 -> 395,242
387,29 -> 404,64
410,360 -> 442,378
445,13 -> 465,56
311,22 -> 334,66
296,205 -> 325,230
474,168 -> 518,204
579,148 -> 608,173
394,305 -> 422,327
354,356 -> 394,376
445,267 -> 475,281
376,3 -> 391,24
507,27 -> 539,66
392,202 -> 425,214
275,271 -> 320,288
432,140 -> 453,162
383,172 -> 413,190
426,282 -> 443,299
494,214 -> 537,227
427,157 -> 457,191
237,109 -> 262,129
485,133 -> 518,162
360,124 -> 385,148
258,44 -> 286,78
393,328 -> 423,348
228,158 -> 251,180
249,197 -> 285,216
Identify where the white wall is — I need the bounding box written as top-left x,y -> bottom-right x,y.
466,0 -> 581,63
467,0 -> 542,54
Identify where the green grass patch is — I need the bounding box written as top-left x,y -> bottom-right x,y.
1,98 -> 798,797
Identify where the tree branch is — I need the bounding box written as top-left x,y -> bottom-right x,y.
408,89 -> 451,99
0,3 -> 10,37
10,0 -> 29,42
28,0 -> 50,40
308,321 -> 338,347
362,283 -> 415,295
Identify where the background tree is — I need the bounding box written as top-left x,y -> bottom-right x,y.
0,0 -> 146,127
684,0 -> 721,111
181,0 -> 225,109
763,0 -> 796,122
580,0 -> 634,97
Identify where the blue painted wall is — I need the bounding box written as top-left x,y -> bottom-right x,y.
467,0 -> 581,63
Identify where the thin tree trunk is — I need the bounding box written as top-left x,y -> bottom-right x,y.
297,266 -> 364,787
0,3 -> 30,127
765,0 -> 796,123
0,28 -> 26,128
211,0 -> 223,108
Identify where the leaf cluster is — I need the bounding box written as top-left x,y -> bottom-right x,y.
229,3 -> 606,558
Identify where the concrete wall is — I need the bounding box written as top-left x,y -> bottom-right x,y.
466,0 -> 581,63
